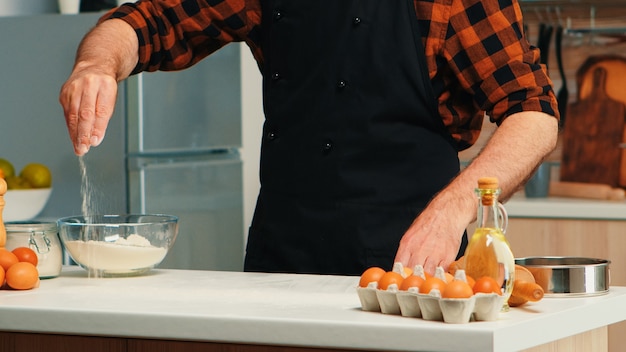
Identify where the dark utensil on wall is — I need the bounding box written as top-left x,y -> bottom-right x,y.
536,23 -> 547,59
555,26 -> 568,128
537,23 -> 553,68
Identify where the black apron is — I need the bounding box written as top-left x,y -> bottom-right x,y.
244,0 -> 465,275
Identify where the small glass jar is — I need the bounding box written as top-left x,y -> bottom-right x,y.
5,221 -> 62,279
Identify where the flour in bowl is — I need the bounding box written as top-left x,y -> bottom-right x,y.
64,234 -> 167,272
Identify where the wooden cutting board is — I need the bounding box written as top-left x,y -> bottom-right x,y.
560,66 -> 626,187
575,55 -> 626,188
577,55 -> 626,105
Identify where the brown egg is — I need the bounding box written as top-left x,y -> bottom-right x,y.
400,275 -> 425,291
6,262 -> 39,290
442,280 -> 474,299
473,276 -> 502,295
359,267 -> 386,288
377,271 -> 404,290
0,249 -> 18,272
419,277 -> 447,294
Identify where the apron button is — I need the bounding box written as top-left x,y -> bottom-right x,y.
267,132 -> 277,140
337,80 -> 346,89
274,10 -> 283,21
322,140 -> 333,153
272,72 -> 281,81
352,17 -> 361,25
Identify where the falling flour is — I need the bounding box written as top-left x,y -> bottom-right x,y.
64,234 -> 167,272
76,156 -> 167,274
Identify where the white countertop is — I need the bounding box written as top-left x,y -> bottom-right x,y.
1,267 -> 626,351
506,194 -> 626,220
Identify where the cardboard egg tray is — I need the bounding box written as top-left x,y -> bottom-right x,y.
356,285 -> 504,323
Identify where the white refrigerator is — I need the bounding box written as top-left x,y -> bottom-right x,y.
125,44 -> 245,271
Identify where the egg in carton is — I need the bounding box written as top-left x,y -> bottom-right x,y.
435,269 -> 474,323
416,266 -> 449,321
357,266 -> 389,312
472,292 -> 505,321
357,281 -> 381,312
441,270 -> 505,323
376,283 -> 402,314
356,264 -> 411,313
396,264 -> 426,318
374,262 -> 421,315
417,289 -> 444,321
439,296 -> 476,324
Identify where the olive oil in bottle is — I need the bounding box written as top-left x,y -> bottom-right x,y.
464,177 -> 515,310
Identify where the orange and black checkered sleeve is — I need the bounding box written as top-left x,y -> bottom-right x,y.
99,0 -> 262,74
444,0 -> 559,124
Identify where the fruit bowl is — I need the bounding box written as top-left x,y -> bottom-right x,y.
3,188 -> 52,221
57,214 -> 179,277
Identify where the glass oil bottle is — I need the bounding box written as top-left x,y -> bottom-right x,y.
464,177 -> 515,310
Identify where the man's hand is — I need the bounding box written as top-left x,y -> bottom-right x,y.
395,193 -> 473,275
58,18 -> 138,156
395,111 -> 559,276
59,66 -> 118,156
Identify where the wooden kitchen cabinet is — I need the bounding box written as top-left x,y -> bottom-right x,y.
0,332 -> 126,352
128,339 -> 361,352
0,330 -> 608,352
505,217 -> 626,352
0,332 -> 361,352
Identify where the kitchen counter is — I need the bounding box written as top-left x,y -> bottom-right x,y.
506,194 -> 626,220
1,267 -> 626,351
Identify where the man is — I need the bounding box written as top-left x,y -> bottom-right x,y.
59,0 -> 558,276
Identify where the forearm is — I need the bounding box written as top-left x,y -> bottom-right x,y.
74,19 -> 138,82
431,111 -> 559,224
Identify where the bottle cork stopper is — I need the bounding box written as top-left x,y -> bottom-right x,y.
477,177 -> 498,206
477,177 -> 499,190
0,176 -> 6,248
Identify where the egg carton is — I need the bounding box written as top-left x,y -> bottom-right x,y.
358,286 -> 504,323
356,265 -> 505,324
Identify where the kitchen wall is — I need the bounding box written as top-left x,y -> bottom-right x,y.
0,13 -> 127,220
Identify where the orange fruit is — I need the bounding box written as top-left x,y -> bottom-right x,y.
377,271 -> 404,290
12,247 -> 38,266
359,267 -> 386,288
5,262 -> 39,290
442,280 -> 474,299
473,276 -> 502,295
0,266 -> 5,286
444,272 -> 454,283
419,277 -> 447,294
0,249 -> 19,272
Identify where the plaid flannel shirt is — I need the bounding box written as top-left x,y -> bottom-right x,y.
103,0 -> 559,151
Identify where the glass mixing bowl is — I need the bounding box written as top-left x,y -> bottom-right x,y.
57,214 -> 179,277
